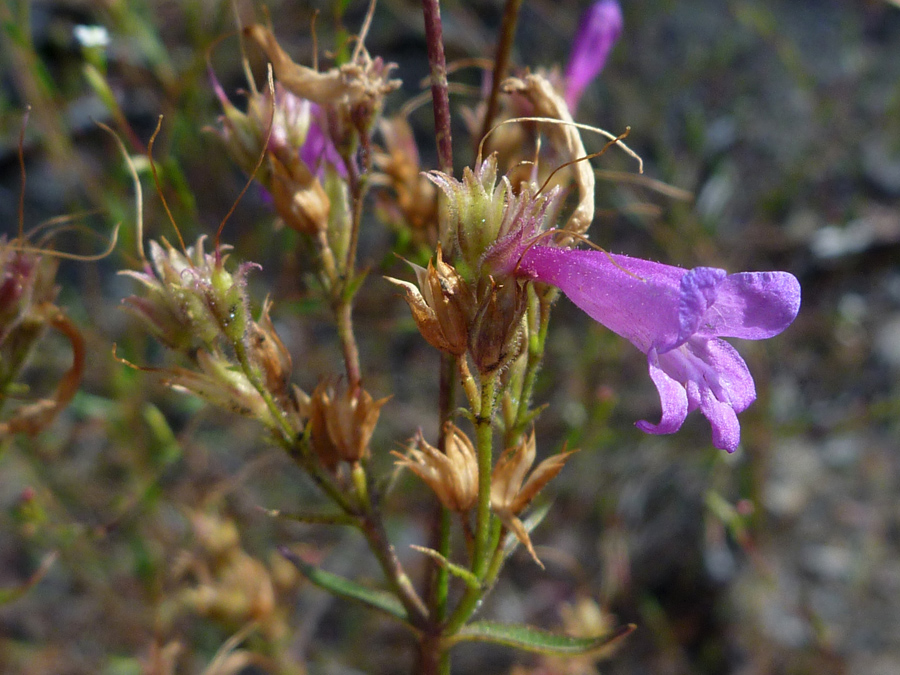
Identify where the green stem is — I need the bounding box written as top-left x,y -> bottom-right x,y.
509,291 -> 552,445
335,298 -> 362,395
233,340 -> 296,444
344,160 -> 370,286
472,377 -> 496,576
282,434 -> 357,515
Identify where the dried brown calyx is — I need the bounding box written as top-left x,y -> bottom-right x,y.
491,431 -> 578,567
393,422 -> 478,513
308,381 -> 389,471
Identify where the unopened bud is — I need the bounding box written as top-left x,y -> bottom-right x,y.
469,277 -> 527,375
120,237 -> 256,352
427,155 -> 508,268
386,246 -> 472,356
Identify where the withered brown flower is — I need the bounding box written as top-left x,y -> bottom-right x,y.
491,431 -> 578,567
309,381 -> 389,471
393,422 -> 478,512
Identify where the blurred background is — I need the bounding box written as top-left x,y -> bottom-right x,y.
1,1 -> 899,673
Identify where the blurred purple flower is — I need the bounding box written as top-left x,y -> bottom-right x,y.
300,103 -> 347,180
564,0 -> 623,111
505,245 -> 800,452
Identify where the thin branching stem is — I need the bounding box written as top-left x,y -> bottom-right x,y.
358,488 -> 430,627
334,158 -> 367,395
479,0 -> 523,144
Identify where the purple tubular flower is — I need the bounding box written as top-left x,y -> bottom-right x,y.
512,246 -> 801,452
564,0 -> 624,111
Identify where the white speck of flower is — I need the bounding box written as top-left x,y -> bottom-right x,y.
74,25 -> 110,49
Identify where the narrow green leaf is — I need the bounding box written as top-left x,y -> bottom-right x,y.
262,508 -> 356,527
279,547 -> 411,626
410,545 -> 481,590
448,620 -> 634,655
83,64 -> 118,116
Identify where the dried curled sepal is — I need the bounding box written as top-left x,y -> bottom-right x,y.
491,432 -> 578,566
244,25 -> 401,111
393,423 -> 478,512
502,74 -> 594,236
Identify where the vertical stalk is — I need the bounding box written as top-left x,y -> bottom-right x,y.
421,0 -> 454,174
335,299 -> 362,394
420,3 -> 456,671
479,0 -> 524,143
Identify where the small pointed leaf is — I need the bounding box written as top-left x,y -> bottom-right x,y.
502,500 -> 552,559
410,545 -> 481,590
448,620 -> 634,655
279,547 -> 410,625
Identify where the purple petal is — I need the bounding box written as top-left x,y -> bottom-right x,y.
700,388 -> 741,452
636,347 -> 689,436
564,0 -> 624,111
696,271 -> 801,340
515,246 -> 683,352
671,266 -> 727,350
656,338 -> 756,452
300,104 -> 347,179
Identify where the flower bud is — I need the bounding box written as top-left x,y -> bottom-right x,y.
469,276 -> 527,375
427,154 -> 508,269
386,246 -> 472,356
120,237 -> 255,353
308,381 -> 389,471
211,70 -> 336,236
393,423 -> 478,512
